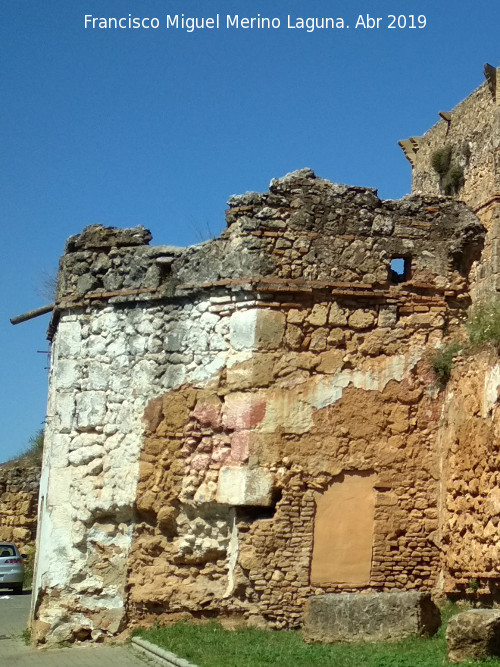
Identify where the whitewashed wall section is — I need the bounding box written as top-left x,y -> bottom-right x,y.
33,296 -> 257,641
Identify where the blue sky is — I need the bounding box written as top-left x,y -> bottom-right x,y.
1,0 -> 498,461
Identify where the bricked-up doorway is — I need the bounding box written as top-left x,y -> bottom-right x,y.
310,472 -> 376,586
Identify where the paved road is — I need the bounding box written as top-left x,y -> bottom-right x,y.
0,591 -> 153,666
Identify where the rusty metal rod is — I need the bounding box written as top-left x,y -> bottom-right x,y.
10,304 -> 54,325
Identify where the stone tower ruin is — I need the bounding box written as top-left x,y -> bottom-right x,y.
401,62 -> 500,301
30,65 -> 500,644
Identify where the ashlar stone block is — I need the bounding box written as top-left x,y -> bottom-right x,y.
230,310 -> 257,350
230,309 -> 285,351
303,592 -> 440,643
216,466 -> 274,506
447,609 -> 500,663
75,391 -> 107,429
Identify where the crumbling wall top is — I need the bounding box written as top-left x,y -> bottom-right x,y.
52,169 -> 485,336
65,224 -> 152,252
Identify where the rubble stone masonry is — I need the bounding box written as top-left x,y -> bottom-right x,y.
398,65 -> 500,597
0,463 -> 39,551
32,166 -> 487,642
440,351 -> 500,595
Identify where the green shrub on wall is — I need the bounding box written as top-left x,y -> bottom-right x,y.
429,341 -> 463,386
442,165 -> 465,196
431,146 -> 452,176
431,299 -> 500,388
431,145 -> 465,196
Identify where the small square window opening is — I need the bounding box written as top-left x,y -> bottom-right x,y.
390,257 -> 410,284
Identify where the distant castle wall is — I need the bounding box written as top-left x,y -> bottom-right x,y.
0,463 -> 39,552
408,81 -> 495,211
401,64 -> 500,302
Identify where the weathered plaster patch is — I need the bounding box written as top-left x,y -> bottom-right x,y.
34,294 -> 252,642
259,352 -> 425,434
216,466 -> 275,506
483,363 -> 500,417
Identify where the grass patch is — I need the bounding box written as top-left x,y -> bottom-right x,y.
20,429 -> 44,467
133,607 -> 500,667
3,428 -> 44,468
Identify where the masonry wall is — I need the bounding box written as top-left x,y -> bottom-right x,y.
409,81 -> 495,213
0,463 -> 39,551
128,298 -> 448,631
34,296 -> 239,642
33,169 -> 485,642
439,351 -> 500,595
403,65 -> 500,302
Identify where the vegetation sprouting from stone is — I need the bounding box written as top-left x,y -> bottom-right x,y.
18,429 -> 44,467
2,428 -> 44,468
468,577 -> 480,593
466,298 -> 500,347
430,341 -> 463,386
431,145 -> 465,196
431,299 -> 500,387
442,165 -> 465,196
431,146 -> 452,176
38,269 -> 58,302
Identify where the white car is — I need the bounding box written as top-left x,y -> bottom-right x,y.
0,543 -> 25,594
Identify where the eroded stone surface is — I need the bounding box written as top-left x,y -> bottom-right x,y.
0,464 -> 39,551
447,609 -> 500,663
406,66 -> 500,303
438,351 -> 500,593
216,467 -> 275,506
303,592 -> 441,643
